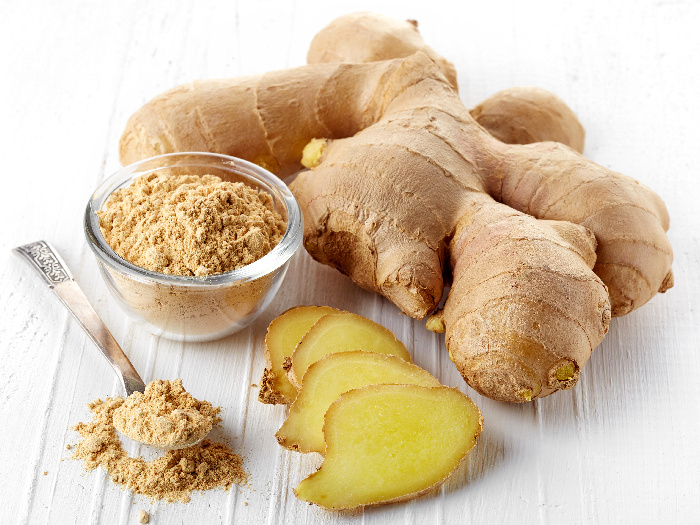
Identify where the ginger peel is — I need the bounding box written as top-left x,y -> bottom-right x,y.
306,13 -> 587,153
306,12 -> 458,91
469,86 -> 586,153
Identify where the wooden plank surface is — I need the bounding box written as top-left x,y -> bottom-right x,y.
1,1 -> 698,523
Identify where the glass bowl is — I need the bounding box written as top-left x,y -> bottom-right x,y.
84,152 -> 303,342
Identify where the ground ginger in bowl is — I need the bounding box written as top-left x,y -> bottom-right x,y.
85,153 -> 303,341
97,173 -> 286,276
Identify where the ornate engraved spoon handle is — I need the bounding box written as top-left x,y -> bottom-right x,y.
13,240 -> 146,397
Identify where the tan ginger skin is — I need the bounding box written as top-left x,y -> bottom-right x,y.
306,13 -> 585,152
119,13 -> 673,403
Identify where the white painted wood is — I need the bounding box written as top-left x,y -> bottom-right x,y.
1,0 -> 698,523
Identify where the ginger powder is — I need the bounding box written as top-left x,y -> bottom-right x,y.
113,379 -> 219,449
71,380 -> 248,503
97,173 -> 286,276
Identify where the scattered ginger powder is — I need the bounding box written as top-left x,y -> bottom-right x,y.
113,379 -> 219,449
71,380 -> 248,503
97,173 -> 286,276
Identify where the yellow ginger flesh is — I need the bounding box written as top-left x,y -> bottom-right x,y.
259,305 -> 339,405
287,312 -> 411,389
276,351 -> 441,454
294,384 -> 483,509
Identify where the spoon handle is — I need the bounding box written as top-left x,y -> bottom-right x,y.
13,241 -> 146,397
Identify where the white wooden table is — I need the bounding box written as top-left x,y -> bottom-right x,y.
1,1 -> 698,523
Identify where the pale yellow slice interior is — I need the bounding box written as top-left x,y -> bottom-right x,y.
287,312 -> 411,389
294,384 -> 483,509
276,351 -> 441,454
259,305 -> 339,404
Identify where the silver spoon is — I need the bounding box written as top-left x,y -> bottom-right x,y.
13,240 -> 209,449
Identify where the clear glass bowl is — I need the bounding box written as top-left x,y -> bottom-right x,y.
84,152 -> 302,342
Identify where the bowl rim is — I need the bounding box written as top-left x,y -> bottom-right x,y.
84,152 -> 303,287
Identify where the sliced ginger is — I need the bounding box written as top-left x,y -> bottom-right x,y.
263,307 -> 483,508
259,305 -> 339,404
276,351 -> 441,454
286,312 -> 411,390
294,384 -> 483,509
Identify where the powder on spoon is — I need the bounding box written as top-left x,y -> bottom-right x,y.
113,379 -> 219,449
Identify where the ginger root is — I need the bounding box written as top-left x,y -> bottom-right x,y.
119,13 -> 673,402
306,12 -> 587,153
469,86 -> 586,153
306,12 -> 458,90
276,351 -> 441,454
294,384 -> 483,509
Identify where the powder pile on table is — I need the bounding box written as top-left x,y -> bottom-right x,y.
71,380 -> 247,502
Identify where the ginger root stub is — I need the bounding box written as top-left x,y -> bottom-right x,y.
119,13 -> 673,402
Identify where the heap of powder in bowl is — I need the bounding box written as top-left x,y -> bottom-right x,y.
97,173 -> 286,276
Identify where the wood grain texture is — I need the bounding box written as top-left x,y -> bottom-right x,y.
0,0 -> 698,523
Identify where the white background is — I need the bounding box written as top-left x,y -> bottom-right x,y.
1,1 -> 698,524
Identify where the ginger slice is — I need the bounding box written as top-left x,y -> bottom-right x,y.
294,384 -> 483,509
276,351 -> 441,454
259,306 -> 339,405
286,312 -> 411,389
